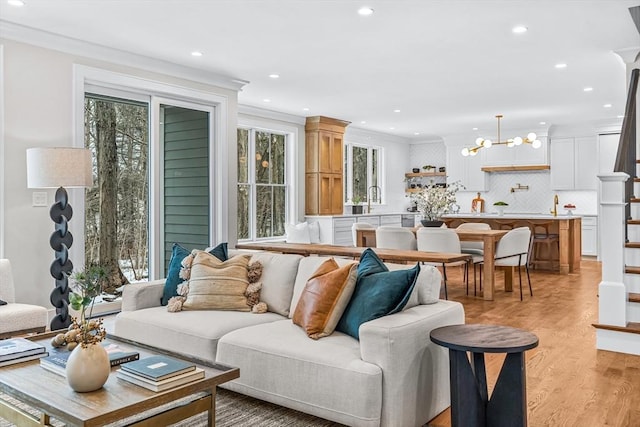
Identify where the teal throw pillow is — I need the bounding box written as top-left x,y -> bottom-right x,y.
161,242 -> 228,305
336,248 -> 419,339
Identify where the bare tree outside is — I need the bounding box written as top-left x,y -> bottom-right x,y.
84,95 -> 149,295
237,129 -> 286,240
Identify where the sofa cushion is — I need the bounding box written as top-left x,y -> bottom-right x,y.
0,303 -> 48,335
216,319 -> 382,426
292,258 -> 358,339
114,307 -> 285,364
161,242 -> 228,306
182,253 -> 250,311
336,249 -> 419,339
388,262 -> 442,306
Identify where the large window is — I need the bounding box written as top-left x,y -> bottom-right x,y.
344,143 -> 383,205
237,128 -> 287,241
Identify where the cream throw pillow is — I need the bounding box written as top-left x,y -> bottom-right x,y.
182,252 -> 251,311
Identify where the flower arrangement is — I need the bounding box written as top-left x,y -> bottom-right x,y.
409,180 -> 463,221
52,266 -> 107,350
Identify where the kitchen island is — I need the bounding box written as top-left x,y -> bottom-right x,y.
442,214 -> 582,274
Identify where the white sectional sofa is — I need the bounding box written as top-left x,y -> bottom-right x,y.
114,250 -> 464,427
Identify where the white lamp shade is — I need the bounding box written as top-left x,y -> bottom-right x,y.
27,148 -> 93,188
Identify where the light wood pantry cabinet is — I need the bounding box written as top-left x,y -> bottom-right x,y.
305,116 -> 350,215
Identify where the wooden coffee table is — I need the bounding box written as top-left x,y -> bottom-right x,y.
0,332 -> 239,426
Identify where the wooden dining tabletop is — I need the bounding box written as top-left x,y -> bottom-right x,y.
234,241 -> 471,265
355,228 -> 509,301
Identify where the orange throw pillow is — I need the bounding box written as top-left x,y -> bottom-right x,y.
292,258 -> 358,340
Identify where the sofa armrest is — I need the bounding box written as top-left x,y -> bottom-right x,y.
359,300 -> 464,427
121,279 -> 165,311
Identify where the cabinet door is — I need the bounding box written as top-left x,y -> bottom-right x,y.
574,136 -> 597,190
330,174 -> 343,214
482,143 -> 514,166
446,145 -> 486,191
333,218 -> 356,246
597,133 -> 621,174
330,133 -> 343,174
550,138 -> 575,190
581,217 -> 597,256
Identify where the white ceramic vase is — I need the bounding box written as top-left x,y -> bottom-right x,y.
66,343 -> 110,392
495,206 -> 505,216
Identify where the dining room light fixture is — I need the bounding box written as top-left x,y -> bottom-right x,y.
461,114 -> 542,157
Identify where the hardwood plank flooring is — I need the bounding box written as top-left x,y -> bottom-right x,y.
429,260 -> 640,427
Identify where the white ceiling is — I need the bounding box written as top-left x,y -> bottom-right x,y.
1,0 -> 638,140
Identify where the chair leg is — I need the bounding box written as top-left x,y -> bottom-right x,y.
526,264 -> 533,296
442,263 -> 448,300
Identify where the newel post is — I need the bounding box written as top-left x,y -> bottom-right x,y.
597,172 -> 630,327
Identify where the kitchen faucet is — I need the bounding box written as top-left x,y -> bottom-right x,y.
551,194 -> 559,217
367,185 -> 381,214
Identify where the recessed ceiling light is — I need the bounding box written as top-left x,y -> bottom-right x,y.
7,0 -> 25,6
393,109 -> 401,113
603,104 -> 612,108
269,74 -> 280,79
512,26 -> 528,34
555,63 -> 567,69
263,99 -> 271,103
414,132 -> 421,136
389,127 -> 395,130
472,127 -> 478,131
617,115 -> 624,118
191,51 -> 203,57
302,107 -> 309,111
358,7 -> 374,16
360,121 -> 367,124
539,121 -> 546,125
583,87 -> 593,92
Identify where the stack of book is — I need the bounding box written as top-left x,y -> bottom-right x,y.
116,355 -> 204,392
0,338 -> 48,367
40,342 -> 139,377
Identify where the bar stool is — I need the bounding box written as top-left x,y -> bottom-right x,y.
527,221 -> 559,270
494,220 -> 516,230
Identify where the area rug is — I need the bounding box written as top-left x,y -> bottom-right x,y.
0,388 -> 344,426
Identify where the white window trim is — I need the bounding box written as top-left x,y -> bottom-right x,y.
237,117 -> 298,242
345,142 -> 385,205
0,45 -> 4,258
72,64 -> 229,280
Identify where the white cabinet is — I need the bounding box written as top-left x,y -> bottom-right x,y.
446,145 -> 487,192
581,216 -> 597,256
307,214 -> 404,246
550,136 -> 597,190
597,133 -> 621,174
482,137 -> 548,166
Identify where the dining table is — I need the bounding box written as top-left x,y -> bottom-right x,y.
355,228 -> 509,301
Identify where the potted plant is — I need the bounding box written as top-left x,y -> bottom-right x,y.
64,266 -> 111,392
422,165 -> 436,173
351,195 -> 364,215
493,201 -> 508,216
409,180 -> 463,226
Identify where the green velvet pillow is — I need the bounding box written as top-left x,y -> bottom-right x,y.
336,248 -> 419,339
161,242 -> 228,306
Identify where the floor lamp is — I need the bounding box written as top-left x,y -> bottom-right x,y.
26,147 -> 93,331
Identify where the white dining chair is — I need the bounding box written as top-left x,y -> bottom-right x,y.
375,226 -> 417,250
475,226 -> 532,301
416,227 -> 469,299
456,222 -> 491,256
351,222 -> 376,247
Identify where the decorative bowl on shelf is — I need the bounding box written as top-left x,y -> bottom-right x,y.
412,168 -> 420,173
564,204 -> 576,215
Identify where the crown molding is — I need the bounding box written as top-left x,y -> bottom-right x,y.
0,20 -> 249,92
238,104 -> 305,125
345,126 -> 411,145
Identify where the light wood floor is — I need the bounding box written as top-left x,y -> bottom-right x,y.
429,260 -> 640,427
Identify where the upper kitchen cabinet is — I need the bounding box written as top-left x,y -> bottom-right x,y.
550,136 -> 597,190
446,145 -> 487,191
481,137 -> 549,168
305,116 -> 350,215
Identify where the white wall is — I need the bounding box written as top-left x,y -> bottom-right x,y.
0,39 -> 239,307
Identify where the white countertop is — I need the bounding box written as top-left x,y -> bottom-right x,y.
444,213 -> 584,219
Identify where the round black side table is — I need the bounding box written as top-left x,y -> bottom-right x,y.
430,324 -> 539,427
